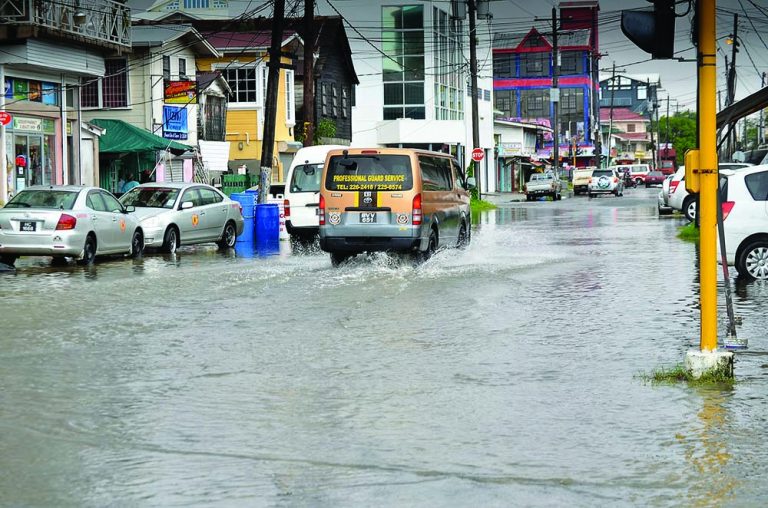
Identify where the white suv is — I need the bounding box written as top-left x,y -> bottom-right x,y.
668,163 -> 753,221
720,165 -> 768,280
588,168 -> 624,197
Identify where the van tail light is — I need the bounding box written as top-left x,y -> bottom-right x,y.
412,193 -> 423,225
283,199 -> 291,219
237,203 -> 243,215
722,201 -> 735,221
55,213 -> 77,230
319,195 -> 326,225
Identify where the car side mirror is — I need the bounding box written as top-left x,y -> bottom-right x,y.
466,177 -> 477,189
124,205 -> 135,213
181,201 -> 194,210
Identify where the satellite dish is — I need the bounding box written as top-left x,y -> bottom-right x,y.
732,151 -> 746,163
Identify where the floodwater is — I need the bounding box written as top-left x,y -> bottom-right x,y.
2,188 -> 768,506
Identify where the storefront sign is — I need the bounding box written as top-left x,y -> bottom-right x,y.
0,111 -> 11,126
13,80 -> 27,100
5,78 -> 58,105
28,81 -> 41,102
13,116 -> 42,132
499,142 -> 522,157
42,82 -> 57,106
162,105 -> 188,140
4,78 -> 11,99
164,80 -> 197,104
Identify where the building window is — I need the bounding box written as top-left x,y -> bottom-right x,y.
163,56 -> 171,81
493,53 -> 513,78
222,66 -> 259,104
627,123 -> 636,132
520,89 -> 549,118
331,84 -> 339,118
342,86 -> 349,118
494,89 -> 517,117
285,69 -> 294,124
559,88 -> 585,133
81,59 -> 129,108
81,78 -> 99,108
184,0 -> 209,7
178,58 -> 187,80
637,85 -> 647,100
520,52 -> 549,77
382,5 -> 425,120
560,51 -> 583,75
433,7 -> 463,120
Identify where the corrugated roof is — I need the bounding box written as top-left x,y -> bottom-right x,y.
131,24 -> 192,45
600,108 -> 647,122
493,28 -> 591,50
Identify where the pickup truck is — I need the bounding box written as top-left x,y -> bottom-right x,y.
525,172 -> 563,201
572,168 -> 594,195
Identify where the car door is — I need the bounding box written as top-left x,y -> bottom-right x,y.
198,187 -> 227,241
177,187 -> 204,243
100,190 -> 131,253
85,190 -> 115,252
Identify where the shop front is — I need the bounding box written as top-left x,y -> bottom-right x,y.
5,115 -> 58,191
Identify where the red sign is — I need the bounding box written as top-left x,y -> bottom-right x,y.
471,148 -> 485,162
0,111 -> 11,126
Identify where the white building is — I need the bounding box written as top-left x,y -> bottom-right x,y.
318,1 -> 497,194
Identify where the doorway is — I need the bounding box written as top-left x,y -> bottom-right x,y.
13,134 -> 53,188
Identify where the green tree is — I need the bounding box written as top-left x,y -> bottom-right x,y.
658,110 -> 697,165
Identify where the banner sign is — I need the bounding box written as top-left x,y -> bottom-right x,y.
162,105 -> 188,140
164,80 -> 197,104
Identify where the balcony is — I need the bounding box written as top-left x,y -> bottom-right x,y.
0,0 -> 131,51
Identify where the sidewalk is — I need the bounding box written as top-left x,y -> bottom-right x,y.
480,190 -> 574,205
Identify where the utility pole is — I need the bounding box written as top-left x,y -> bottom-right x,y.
607,62 -> 616,166
302,0 -> 315,147
665,95 -> 671,165
591,11 -> 601,168
468,0 -> 481,199
259,0 -> 285,204
647,79 -> 656,169
726,13 -> 738,157
551,7 -> 559,172
760,72 -> 765,147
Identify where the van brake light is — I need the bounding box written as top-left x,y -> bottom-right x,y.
283,199 -> 291,219
319,195 -> 326,225
412,193 -> 422,225
722,201 -> 735,221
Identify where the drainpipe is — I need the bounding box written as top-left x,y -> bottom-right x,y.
0,64 -> 7,203
60,74 -> 68,185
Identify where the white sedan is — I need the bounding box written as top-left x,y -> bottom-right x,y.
0,186 -> 143,266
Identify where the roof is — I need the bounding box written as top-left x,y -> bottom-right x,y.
600,108 -> 647,122
613,132 -> 650,141
204,31 -> 298,51
599,73 -> 661,85
494,27 -> 591,51
196,71 -> 231,94
131,25 -> 219,57
91,119 -> 191,155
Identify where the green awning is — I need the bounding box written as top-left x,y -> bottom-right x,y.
91,118 -> 192,155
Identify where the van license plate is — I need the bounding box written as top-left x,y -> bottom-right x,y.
360,212 -> 377,224
20,221 -> 36,232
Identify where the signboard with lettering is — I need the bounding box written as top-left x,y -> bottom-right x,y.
162,105 -> 189,140
13,116 -> 42,132
499,142 -> 523,157
164,80 -> 197,104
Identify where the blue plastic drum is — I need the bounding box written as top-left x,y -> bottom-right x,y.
255,203 -> 279,253
229,192 -> 255,244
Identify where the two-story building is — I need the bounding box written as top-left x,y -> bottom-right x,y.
599,107 -> 652,165
0,0 -> 132,202
598,73 -> 660,117
494,119 -> 552,192
492,1 -> 600,168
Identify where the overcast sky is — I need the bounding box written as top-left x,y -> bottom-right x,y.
128,0 -> 768,114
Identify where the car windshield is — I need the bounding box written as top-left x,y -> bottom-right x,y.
5,189 -> 78,209
593,170 -> 612,177
649,171 -> 663,177
532,173 -> 553,181
326,154 -> 414,191
120,187 -> 180,209
290,163 -> 323,193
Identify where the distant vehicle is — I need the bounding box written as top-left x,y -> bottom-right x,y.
718,165 -> 768,280
629,164 -> 651,186
588,168 -> 624,197
657,175 -> 674,215
572,167 -> 594,195
319,148 -> 473,266
668,162 -> 753,222
659,160 -> 676,175
283,144 -> 347,242
119,183 -> 244,253
0,185 -> 143,266
525,172 -> 563,201
644,171 -> 666,187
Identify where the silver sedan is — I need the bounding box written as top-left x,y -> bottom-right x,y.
0,186 -> 144,266
119,183 -> 244,253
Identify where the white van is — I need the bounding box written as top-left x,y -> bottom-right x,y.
284,145 -> 347,242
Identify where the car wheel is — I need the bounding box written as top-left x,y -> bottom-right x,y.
658,205 -> 671,216
77,234 -> 97,266
457,222 -> 469,248
217,221 -> 237,249
0,255 -> 17,267
420,229 -> 438,261
130,229 -> 144,258
161,226 -> 179,253
587,192 -> 593,198
330,252 -> 351,267
556,192 -> 562,201
737,239 -> 768,280
683,195 -> 697,222
635,178 -> 643,186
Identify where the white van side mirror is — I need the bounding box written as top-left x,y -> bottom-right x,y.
466,177 -> 477,189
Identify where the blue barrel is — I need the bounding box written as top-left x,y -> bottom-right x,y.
244,188 -> 259,203
255,203 -> 279,253
230,192 -> 255,244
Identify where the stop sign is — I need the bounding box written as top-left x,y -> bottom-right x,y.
0,111 -> 11,127
471,148 -> 484,162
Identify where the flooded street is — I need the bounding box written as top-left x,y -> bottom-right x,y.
2,187 -> 768,506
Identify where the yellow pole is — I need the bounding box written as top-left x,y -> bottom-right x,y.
699,0 -> 718,351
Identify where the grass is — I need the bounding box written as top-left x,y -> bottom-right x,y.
640,364 -> 735,386
677,222 -> 700,242
471,198 -> 497,213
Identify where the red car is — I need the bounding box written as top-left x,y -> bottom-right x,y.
644,171 -> 666,187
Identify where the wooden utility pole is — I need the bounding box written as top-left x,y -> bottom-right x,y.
468,0 -> 481,198
551,7 -> 560,170
259,0 -> 286,204
302,0 -> 315,147
760,72 -> 765,146
647,79 -> 656,169
607,62 -> 616,166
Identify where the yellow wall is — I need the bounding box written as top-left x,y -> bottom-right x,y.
198,54 -> 294,181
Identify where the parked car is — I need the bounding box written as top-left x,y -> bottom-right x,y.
629,164 -> 651,186
657,175 -> 674,215
668,162 -> 753,222
284,144 -> 347,243
319,148 -> 473,266
718,165 -> 768,280
0,185 -> 143,266
525,171 -> 563,201
588,168 -> 624,197
572,167 -> 594,195
119,183 -> 244,253
644,171 -> 666,187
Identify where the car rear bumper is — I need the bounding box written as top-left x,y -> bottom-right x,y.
0,230 -> 86,257
526,189 -> 556,196
319,236 -> 422,253
286,220 -> 318,238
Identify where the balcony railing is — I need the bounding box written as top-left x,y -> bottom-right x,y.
0,0 -> 131,49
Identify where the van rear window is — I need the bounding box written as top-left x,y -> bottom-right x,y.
326,155 -> 413,191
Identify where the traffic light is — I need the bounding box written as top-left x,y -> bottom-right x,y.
621,0 -> 676,59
